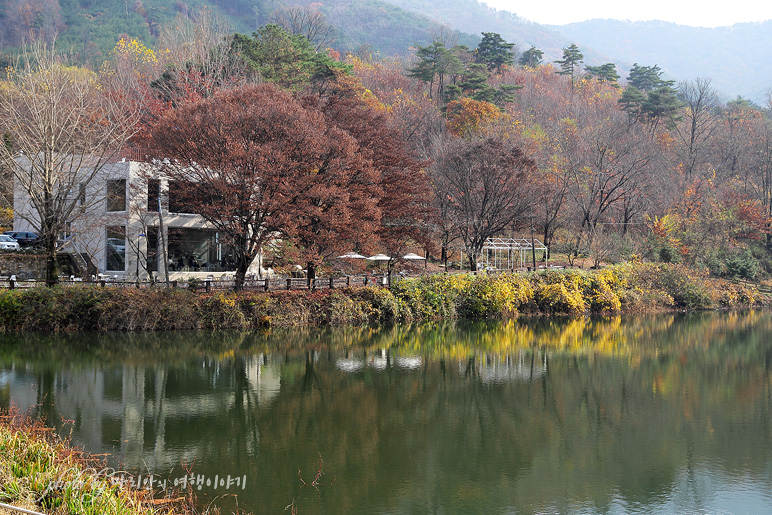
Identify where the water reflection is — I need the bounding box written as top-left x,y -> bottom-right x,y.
1,312 -> 772,514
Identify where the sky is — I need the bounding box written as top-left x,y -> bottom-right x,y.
480,1 -> 772,28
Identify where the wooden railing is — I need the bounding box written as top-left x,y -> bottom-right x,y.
0,274 -> 397,291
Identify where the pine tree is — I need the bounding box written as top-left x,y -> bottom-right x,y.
555,43 -> 584,87
475,32 -> 515,72
518,46 -> 544,67
585,63 -> 620,86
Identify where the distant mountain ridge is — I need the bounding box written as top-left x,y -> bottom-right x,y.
553,19 -> 772,103
0,0 -> 769,103
378,0 -> 772,103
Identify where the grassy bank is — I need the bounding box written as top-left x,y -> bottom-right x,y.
0,409 -> 181,515
0,263 -> 765,332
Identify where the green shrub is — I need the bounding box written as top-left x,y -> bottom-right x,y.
723,250 -> 761,280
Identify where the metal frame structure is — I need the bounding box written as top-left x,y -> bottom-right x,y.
482,237 -> 548,270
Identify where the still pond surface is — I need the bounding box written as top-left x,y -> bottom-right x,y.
1,312 -> 772,514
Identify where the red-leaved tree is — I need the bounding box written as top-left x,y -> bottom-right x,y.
149,83 -> 381,290
307,87 -> 435,276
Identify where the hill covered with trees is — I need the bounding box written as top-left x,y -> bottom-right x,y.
2,0 -> 771,103
3,0 -> 772,287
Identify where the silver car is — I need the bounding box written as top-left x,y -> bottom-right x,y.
0,234 -> 20,250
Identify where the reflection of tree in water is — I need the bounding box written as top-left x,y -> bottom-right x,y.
1,312 -> 772,513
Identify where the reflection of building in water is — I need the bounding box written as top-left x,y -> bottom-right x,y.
0,369 -> 42,414
336,350 -> 422,372
461,352 -> 547,384
1,355 -> 281,471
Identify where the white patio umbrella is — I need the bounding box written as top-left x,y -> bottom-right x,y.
367,254 -> 391,261
403,252 -> 428,271
337,252 -> 368,259
367,254 -> 392,280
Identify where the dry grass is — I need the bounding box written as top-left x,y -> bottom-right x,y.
0,407 -> 239,515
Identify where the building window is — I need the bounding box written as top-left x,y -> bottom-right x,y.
167,228 -> 236,272
168,180 -> 201,214
107,179 -> 126,212
78,183 -> 86,206
106,226 -> 126,271
146,228 -> 158,273
148,179 -> 160,212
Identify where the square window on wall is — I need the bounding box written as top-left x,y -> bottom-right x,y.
107,179 -> 127,212
106,226 -> 126,271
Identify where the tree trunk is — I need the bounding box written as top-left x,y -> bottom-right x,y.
44,234 -> 59,286
467,253 -> 478,272
306,261 -> 316,289
234,256 -> 249,292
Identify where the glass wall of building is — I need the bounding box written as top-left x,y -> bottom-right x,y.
106,226 -> 126,271
167,228 -> 237,272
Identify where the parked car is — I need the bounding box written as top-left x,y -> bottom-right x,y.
0,234 -> 20,250
3,231 -> 39,248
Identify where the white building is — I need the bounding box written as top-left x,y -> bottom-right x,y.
13,157 -> 264,280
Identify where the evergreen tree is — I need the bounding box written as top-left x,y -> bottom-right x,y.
619,86 -> 647,119
408,39 -> 464,102
626,63 -> 674,92
585,63 -> 620,86
233,25 -> 347,91
555,43 -> 584,87
475,32 -> 515,72
457,62 -> 521,107
620,63 -> 681,127
518,46 -> 544,67
443,83 -> 463,104
642,86 -> 683,127
459,62 -> 493,101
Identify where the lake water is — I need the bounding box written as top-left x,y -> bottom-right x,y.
2,312 -> 772,514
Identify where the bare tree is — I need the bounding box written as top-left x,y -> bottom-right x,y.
554,97 -> 658,262
431,136 -> 535,271
271,6 -> 336,51
674,78 -> 720,179
0,42 -> 137,285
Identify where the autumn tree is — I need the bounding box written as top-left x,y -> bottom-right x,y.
431,137 -> 535,271
445,97 -> 501,137
149,84 -> 386,290
272,6 -> 336,51
345,54 -> 444,157
674,78 -> 720,178
552,86 -> 660,261
305,84 -> 434,279
0,43 -> 137,285
104,12 -> 250,150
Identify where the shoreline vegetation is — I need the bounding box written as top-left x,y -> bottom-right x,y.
0,409 -> 201,515
0,263 -> 765,333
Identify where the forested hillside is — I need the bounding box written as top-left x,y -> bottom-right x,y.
2,0 -> 771,103
3,8 -> 772,287
0,0 -> 476,67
